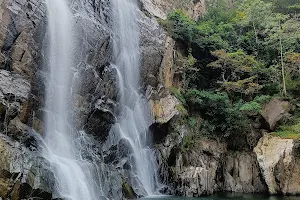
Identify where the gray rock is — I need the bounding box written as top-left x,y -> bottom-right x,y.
221,152 -> 266,193
138,9 -> 166,88
262,98 -> 291,131
154,116 -> 268,197
0,70 -> 30,101
140,0 -> 206,20
254,134 -> 300,195
0,134 -> 54,200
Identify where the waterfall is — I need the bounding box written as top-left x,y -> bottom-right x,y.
42,0 -> 108,199
109,0 -> 159,196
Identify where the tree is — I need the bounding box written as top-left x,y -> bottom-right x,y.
286,52 -> 300,77
234,0 -> 273,47
263,0 -> 300,14
208,49 -> 263,98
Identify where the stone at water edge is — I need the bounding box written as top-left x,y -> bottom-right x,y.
254,134 -> 300,195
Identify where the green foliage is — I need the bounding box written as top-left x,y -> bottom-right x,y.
188,117 -> 198,129
164,0 -> 300,141
236,95 -> 271,114
176,104 -> 188,116
208,49 -> 266,97
273,107 -> 300,139
253,95 -> 272,104
185,89 -> 249,137
239,101 -> 261,113
181,135 -> 195,153
263,0 -> 300,14
167,8 -> 237,52
274,122 -> 300,139
169,87 -> 186,105
285,74 -> 300,95
167,10 -> 196,43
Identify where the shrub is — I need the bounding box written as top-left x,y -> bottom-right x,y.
185,89 -> 249,137
169,87 -> 186,105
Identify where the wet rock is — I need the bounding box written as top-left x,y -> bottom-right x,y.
0,134 -> 54,200
0,0 -> 170,199
85,98 -> 116,142
122,181 -> 137,199
0,70 -> 30,102
7,117 -> 29,140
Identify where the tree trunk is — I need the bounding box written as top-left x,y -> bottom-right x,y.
280,36 -> 287,96
252,21 -> 258,45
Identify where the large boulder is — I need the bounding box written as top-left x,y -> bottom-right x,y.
254,134 -> 300,195
261,98 -> 291,131
151,94 -> 181,124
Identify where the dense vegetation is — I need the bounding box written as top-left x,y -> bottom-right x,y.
163,0 -> 300,145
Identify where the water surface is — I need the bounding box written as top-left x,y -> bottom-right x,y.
140,193 -> 300,200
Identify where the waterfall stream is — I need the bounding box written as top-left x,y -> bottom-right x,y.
42,0 -> 108,199
42,0 -> 159,198
108,0 -> 160,196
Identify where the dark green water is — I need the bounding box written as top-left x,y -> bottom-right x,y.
140,193 -> 300,200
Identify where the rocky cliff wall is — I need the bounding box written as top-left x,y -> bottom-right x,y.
1,0 -> 300,199
0,0 -> 166,198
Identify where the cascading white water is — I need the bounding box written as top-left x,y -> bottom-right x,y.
110,0 -> 159,196
43,0 -> 107,199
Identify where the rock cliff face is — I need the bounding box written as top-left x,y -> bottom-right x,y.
1,0 -> 300,199
140,0 -> 205,20
0,0 -> 166,198
154,117 -> 267,197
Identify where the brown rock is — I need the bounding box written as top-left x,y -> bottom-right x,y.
160,36 -> 176,88
150,94 -> 181,124
0,177 -> 12,198
19,100 -> 31,124
262,98 -> 291,131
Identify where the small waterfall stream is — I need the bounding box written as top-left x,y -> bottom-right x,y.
109,0 -> 160,196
